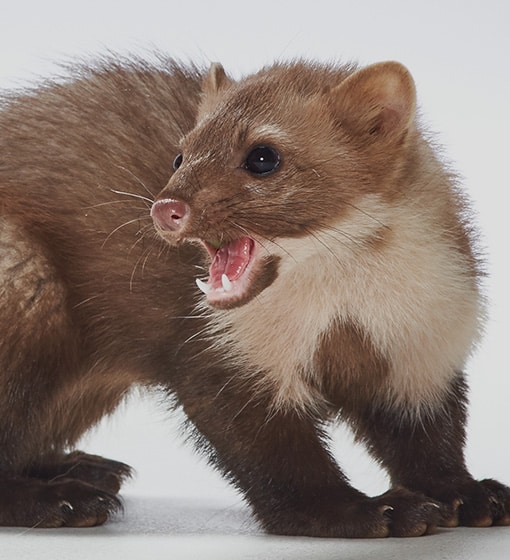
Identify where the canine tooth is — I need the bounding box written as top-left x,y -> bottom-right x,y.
195,278 -> 211,295
221,273 -> 233,292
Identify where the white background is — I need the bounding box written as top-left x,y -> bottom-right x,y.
1,1 -> 509,558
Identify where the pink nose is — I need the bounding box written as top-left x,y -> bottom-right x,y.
150,198 -> 190,232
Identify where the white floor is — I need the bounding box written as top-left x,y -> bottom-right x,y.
0,393 -> 508,560
3,494 -> 510,560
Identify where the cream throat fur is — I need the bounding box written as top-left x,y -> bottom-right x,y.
209,194 -> 484,414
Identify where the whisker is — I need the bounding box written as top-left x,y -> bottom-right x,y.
312,225 -> 366,249
340,200 -> 390,230
113,164 -> 157,200
301,227 -> 351,266
139,250 -> 154,276
129,249 -> 151,291
175,326 -> 215,355
216,192 -> 388,232
110,188 -> 154,206
102,217 -> 146,247
130,222 -> 156,245
82,200 -> 149,211
214,375 -> 238,400
227,220 -> 298,263
72,294 -> 101,309
172,315 -> 210,320
226,394 -> 262,433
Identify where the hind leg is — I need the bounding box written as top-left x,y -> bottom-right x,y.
0,385 -> 133,528
28,451 -> 133,496
0,219 -> 130,526
6,453 -> 133,528
0,475 -> 122,528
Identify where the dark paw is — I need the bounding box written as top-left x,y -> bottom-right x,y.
370,488 -> 444,537
260,488 -> 443,538
0,477 -> 121,528
36,479 -> 122,528
437,479 -> 510,528
29,451 -> 133,495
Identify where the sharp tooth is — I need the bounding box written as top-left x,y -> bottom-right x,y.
221,273 -> 233,292
195,278 -> 211,295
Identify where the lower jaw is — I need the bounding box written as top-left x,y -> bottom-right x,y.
203,254 -> 282,310
203,274 -> 260,310
206,291 -> 252,310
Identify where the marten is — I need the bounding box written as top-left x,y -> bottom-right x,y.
0,54 -> 508,537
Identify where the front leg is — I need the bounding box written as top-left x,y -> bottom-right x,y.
173,369 -> 442,538
348,373 -> 510,528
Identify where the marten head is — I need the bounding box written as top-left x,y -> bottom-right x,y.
151,60 -> 417,310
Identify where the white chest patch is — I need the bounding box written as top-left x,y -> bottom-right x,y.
211,195 -> 484,414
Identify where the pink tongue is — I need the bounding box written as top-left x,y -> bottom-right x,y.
209,237 -> 254,287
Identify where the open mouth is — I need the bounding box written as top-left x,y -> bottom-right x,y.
195,236 -> 263,308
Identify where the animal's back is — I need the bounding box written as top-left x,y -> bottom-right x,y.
0,58 -> 205,467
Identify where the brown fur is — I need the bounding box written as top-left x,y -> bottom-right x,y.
0,54 -> 508,535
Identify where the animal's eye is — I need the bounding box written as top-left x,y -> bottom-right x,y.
173,153 -> 183,171
244,146 -> 281,175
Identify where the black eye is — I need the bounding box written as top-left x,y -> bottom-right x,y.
173,153 -> 183,171
244,146 -> 281,175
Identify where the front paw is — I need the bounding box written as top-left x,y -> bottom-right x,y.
370,488 -> 445,537
259,488 -> 444,538
435,479 -> 510,528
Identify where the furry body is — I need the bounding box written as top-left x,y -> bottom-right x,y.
0,55 -> 508,535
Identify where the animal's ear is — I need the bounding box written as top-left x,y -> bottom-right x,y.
204,63 -> 232,94
329,61 -> 416,143
198,63 -> 234,119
